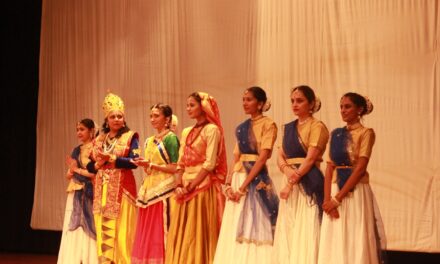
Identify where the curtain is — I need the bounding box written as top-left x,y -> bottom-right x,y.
33,0 -> 439,252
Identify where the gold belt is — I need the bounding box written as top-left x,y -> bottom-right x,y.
240,154 -> 259,162
332,166 -> 369,183
286,157 -> 305,165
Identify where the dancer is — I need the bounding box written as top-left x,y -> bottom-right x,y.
132,104 -> 179,264
318,92 -> 386,264
165,92 -> 227,264
272,85 -> 329,264
87,93 -> 139,264
214,86 -> 279,263
58,118 -> 98,264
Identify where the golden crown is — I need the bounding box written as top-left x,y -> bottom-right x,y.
102,93 -> 125,116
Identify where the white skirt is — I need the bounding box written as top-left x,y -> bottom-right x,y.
318,183 -> 386,264
57,192 -> 98,264
214,172 -> 274,264
272,180 -> 321,264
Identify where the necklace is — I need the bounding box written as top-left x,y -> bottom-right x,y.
103,133 -> 117,153
251,114 -> 264,121
155,129 -> 170,140
347,122 -> 362,131
194,120 -> 209,128
186,122 -> 208,146
298,117 -> 311,125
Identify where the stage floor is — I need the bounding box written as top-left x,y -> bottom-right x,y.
0,252 -> 439,263
0,254 -> 56,264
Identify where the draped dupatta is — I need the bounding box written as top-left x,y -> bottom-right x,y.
198,92 -> 227,181
329,127 -> 353,190
136,133 -> 178,208
236,119 -> 279,243
69,146 -> 96,239
283,120 -> 324,218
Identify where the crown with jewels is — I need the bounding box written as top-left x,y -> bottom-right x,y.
102,92 -> 125,117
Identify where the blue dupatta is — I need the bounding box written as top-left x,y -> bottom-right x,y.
236,119 -> 279,242
329,127 -> 353,190
69,146 -> 96,239
283,120 -> 324,217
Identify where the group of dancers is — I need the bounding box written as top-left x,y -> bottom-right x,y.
57,85 -> 386,264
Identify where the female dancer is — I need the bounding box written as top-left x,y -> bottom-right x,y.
318,93 -> 385,264
132,104 -> 179,264
272,85 -> 329,264
87,93 -> 139,264
214,86 -> 279,263
165,92 -> 227,264
58,118 -> 98,264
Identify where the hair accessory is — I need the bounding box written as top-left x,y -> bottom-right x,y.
312,96 -> 322,113
363,96 -> 374,115
171,114 -> 178,131
262,99 -> 271,112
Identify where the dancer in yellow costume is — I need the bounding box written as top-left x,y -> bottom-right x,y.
87,93 -> 139,264
165,92 -> 227,264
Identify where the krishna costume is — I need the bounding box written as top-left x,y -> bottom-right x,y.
87,93 -> 140,264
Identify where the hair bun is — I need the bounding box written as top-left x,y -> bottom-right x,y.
364,96 -> 374,115
313,96 -> 321,113
262,99 -> 271,112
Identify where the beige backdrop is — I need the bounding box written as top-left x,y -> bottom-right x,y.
32,0 -> 439,252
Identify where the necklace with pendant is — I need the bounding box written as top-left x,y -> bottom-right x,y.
103,133 -> 117,153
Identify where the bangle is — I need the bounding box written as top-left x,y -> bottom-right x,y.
109,154 -> 116,163
280,163 -> 288,173
237,188 -> 247,196
223,185 -> 232,195
331,196 -> 341,207
186,183 -> 195,193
